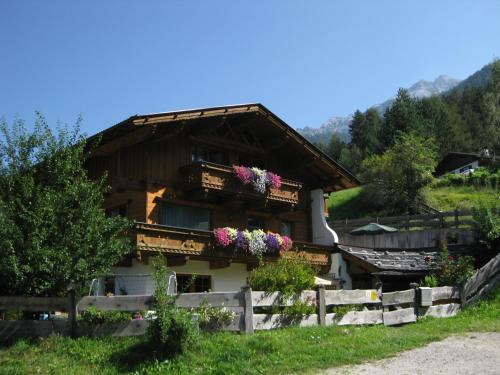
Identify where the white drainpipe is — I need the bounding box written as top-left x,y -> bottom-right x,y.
310,189 -> 352,289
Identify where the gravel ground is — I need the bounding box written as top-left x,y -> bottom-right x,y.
321,332 -> 500,375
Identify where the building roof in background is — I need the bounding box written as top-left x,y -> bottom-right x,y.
336,244 -> 468,275
435,151 -> 482,176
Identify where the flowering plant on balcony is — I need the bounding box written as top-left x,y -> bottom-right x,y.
232,165 -> 282,193
213,227 -> 293,255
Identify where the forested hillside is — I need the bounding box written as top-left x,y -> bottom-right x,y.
318,60 -> 500,175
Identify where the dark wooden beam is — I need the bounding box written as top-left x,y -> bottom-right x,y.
209,259 -> 232,269
167,256 -> 189,267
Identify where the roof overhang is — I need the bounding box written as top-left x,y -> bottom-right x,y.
87,103 -> 359,191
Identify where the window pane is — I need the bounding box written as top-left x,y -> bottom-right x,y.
160,204 -> 211,231
280,221 -> 293,237
247,216 -> 264,230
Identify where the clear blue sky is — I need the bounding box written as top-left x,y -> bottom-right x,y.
1,1 -> 499,135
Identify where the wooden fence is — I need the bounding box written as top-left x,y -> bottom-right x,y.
0,286 -> 462,341
462,252 -> 500,306
330,209 -> 474,233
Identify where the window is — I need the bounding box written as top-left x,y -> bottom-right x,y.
191,146 -> 228,165
280,221 -> 293,237
247,216 -> 265,230
107,204 -> 127,218
176,274 -> 211,293
160,203 -> 211,231
238,155 -> 266,169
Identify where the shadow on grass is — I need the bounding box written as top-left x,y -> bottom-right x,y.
108,338 -> 162,372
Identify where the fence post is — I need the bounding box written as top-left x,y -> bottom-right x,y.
318,285 -> 326,326
409,282 -> 419,318
68,290 -> 77,338
243,286 -> 254,334
454,209 -> 459,228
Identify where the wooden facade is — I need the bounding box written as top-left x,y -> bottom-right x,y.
85,104 -> 358,274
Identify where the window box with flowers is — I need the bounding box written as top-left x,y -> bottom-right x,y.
213,227 -> 293,257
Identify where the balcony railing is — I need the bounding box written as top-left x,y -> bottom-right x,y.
133,222 -> 330,266
179,162 -> 302,206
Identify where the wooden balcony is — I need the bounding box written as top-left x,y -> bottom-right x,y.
133,222 -> 330,268
179,162 -> 302,207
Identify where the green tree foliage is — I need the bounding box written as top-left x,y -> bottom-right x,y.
349,108 -> 382,155
381,89 -> 422,149
360,133 -> 437,213
322,60 -> 500,176
339,145 -> 364,174
325,134 -> 346,161
0,114 -> 131,296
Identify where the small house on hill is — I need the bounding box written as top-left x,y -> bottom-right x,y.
85,103 -> 359,294
435,151 -> 494,176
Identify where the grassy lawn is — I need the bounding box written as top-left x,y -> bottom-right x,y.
328,187 -> 383,220
1,291 -> 499,375
424,185 -> 498,211
328,185 -> 498,220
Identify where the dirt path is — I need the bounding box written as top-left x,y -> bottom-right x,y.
321,332 -> 500,375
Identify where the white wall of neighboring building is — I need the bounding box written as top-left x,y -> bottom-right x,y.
310,189 -> 338,244
310,189 -> 352,289
447,160 -> 479,175
110,259 -> 249,295
330,253 -> 352,290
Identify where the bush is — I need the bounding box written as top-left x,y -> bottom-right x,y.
147,255 -> 196,358
79,306 -> 137,324
248,256 -> 316,297
193,299 -> 236,331
420,274 -> 439,287
248,256 -> 317,324
431,244 -> 475,286
472,203 -> 500,251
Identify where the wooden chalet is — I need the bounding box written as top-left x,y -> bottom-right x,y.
85,103 -> 358,294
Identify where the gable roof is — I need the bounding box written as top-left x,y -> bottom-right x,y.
88,103 -> 359,191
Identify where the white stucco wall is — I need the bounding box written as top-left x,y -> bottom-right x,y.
448,160 -> 479,175
310,189 -> 352,289
110,259 -> 249,295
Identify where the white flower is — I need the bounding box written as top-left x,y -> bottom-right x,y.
248,229 -> 267,256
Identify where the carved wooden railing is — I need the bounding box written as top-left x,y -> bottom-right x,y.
179,162 -> 302,206
133,222 -> 329,266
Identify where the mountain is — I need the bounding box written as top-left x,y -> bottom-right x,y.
298,74 -> 462,144
373,75 -> 461,114
450,63 -> 492,93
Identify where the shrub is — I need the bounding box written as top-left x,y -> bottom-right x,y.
79,306 -> 136,324
193,299 -> 236,331
248,256 -> 316,297
420,274 -> 439,288
147,255 -> 196,358
248,256 -> 317,324
472,203 -> 500,251
431,244 -> 475,286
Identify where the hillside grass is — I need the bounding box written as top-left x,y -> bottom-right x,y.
0,290 -> 499,375
423,185 -> 499,212
328,185 -> 498,220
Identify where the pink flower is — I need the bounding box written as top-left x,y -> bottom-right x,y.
266,171 -> 282,189
214,228 -> 232,247
280,236 -> 293,251
233,165 -> 254,184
